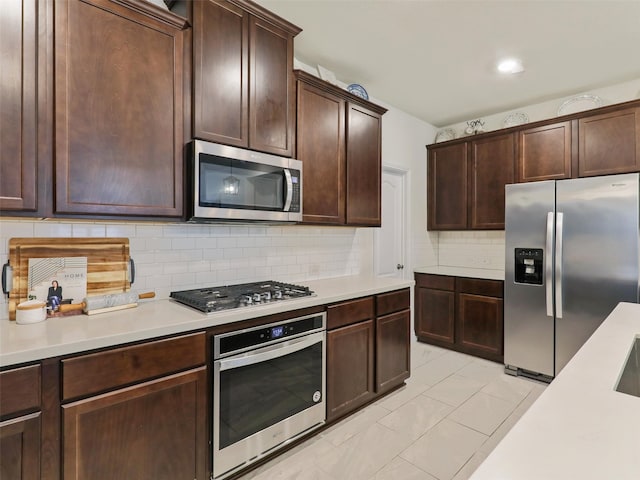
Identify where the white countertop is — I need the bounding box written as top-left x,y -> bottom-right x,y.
0,275 -> 413,367
414,265 -> 505,281
470,302 -> 640,480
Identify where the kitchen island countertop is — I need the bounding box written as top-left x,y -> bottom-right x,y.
470,302 -> 640,480
0,275 -> 413,367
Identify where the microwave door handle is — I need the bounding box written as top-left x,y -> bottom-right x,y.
283,169 -> 293,212
218,331 -> 324,371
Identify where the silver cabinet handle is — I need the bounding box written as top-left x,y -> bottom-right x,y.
555,212 -> 564,319
545,212 -> 554,317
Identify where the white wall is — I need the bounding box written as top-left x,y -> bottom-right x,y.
436,78 -> 640,142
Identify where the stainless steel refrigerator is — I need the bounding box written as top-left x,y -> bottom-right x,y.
504,173 -> 640,381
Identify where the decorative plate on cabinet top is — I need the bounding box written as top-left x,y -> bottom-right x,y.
557,94 -> 603,116
347,83 -> 369,100
434,128 -> 456,143
503,112 -> 529,128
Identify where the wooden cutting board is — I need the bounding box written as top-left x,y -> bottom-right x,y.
7,238 -> 131,320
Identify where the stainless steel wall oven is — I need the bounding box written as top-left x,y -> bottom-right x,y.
212,312 -> 326,479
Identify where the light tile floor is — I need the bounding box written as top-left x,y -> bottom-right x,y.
240,338 -> 546,480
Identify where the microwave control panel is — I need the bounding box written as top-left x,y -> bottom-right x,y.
290,170 -> 301,212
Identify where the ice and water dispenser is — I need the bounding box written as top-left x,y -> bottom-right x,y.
514,248 -> 544,285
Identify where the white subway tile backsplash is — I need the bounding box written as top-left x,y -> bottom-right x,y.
34,222 -> 74,237
0,218 -> 367,314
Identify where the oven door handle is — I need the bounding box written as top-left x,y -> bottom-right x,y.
217,331 -> 325,371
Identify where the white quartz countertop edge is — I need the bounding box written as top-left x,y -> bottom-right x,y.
469,302 -> 640,480
0,275 -> 413,367
414,265 -> 505,281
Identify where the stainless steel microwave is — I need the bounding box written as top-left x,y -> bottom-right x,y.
190,140 -> 302,222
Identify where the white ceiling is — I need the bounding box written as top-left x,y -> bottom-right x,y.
256,0 -> 640,127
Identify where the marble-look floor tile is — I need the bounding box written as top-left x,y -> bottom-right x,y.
320,404 -> 390,447
378,394 -> 453,440
374,382 -> 430,412
408,351 -> 474,387
400,419 -> 487,480
480,374 -> 535,404
455,360 -> 505,383
371,457 -> 438,480
424,374 -> 486,407
317,423 -> 414,480
411,341 -> 449,369
448,392 -> 518,436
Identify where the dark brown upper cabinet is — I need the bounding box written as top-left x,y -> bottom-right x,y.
427,142 -> 468,230
295,71 -> 386,226
517,121 -> 573,182
346,103 -> 383,226
54,0 -> 188,217
428,133 -> 515,230
0,0 -> 48,214
295,75 -> 346,224
192,0 -> 300,157
469,133 -> 515,229
578,107 -> 640,177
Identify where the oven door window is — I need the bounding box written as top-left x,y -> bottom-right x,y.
200,155 -> 285,211
218,341 -> 322,450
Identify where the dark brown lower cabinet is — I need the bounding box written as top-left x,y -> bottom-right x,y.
326,289 -> 411,421
415,273 -> 504,362
0,413 -> 41,480
62,367 -> 207,480
326,320 -> 375,421
376,309 -> 410,393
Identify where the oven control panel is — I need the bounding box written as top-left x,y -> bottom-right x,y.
215,313 -> 326,359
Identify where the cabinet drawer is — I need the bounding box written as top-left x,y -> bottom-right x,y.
415,273 -> 455,291
457,278 -> 503,298
376,288 -> 410,316
62,332 -> 206,401
0,364 -> 41,418
327,296 -> 374,330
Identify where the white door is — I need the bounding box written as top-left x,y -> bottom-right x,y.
374,168 -> 406,278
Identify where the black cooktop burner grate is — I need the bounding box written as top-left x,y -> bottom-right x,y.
170,281 -> 314,313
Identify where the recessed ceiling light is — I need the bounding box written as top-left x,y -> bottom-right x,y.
497,58 -> 524,74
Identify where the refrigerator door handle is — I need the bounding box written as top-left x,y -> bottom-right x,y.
545,212 -> 554,317
555,212 -> 564,319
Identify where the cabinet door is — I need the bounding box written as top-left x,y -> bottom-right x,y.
193,0 -> 249,147
470,133 -> 515,229
578,107 -> 640,177
0,0 -> 40,212
62,367 -> 207,480
296,80 -> 346,224
0,413 -> 41,480
249,16 -> 295,156
54,0 -> 186,217
326,320 -> 375,421
517,122 -> 573,182
457,293 -> 503,362
376,310 -> 410,393
346,103 -> 382,226
427,143 -> 468,230
415,287 -> 455,346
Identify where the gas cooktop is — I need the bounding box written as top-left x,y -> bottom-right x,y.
169,281 -> 315,313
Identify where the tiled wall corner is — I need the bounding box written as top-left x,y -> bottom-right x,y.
437,231 -> 505,271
